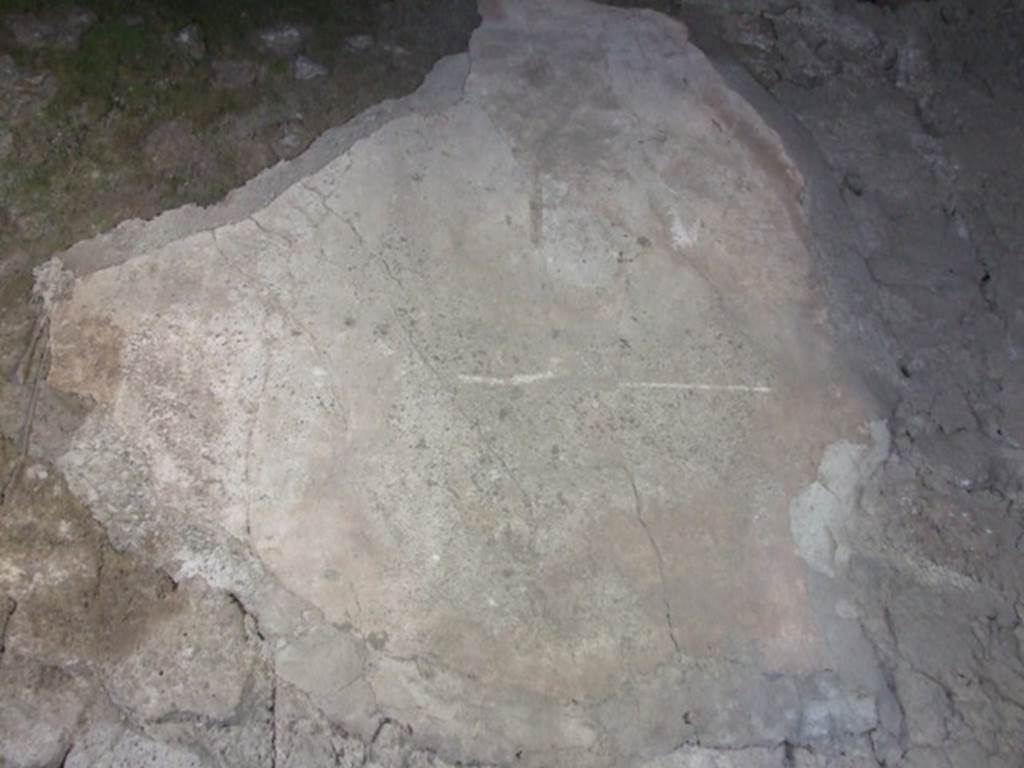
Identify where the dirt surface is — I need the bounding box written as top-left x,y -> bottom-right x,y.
2,0 -> 1024,767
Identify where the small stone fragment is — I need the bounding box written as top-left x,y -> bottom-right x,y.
344,34 -> 374,52
213,59 -> 259,90
293,55 -> 328,81
0,664 -> 86,768
257,24 -> 308,57
2,7 -> 96,51
103,582 -> 257,723
172,23 -> 206,61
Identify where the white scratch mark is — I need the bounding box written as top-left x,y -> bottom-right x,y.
458,371 -> 557,386
454,371 -> 772,394
619,381 -> 773,394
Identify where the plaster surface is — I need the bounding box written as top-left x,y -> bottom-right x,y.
41,1 -> 878,763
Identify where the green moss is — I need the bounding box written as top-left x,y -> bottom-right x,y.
0,268 -> 34,309
0,0 -> 460,266
16,162 -> 55,200
57,18 -> 168,103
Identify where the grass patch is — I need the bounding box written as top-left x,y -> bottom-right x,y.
59,17 -> 170,104
0,267 -> 33,306
0,0 -> 475,266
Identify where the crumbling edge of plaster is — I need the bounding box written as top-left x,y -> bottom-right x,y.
704,53 -> 897,407
54,52 -> 470,278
